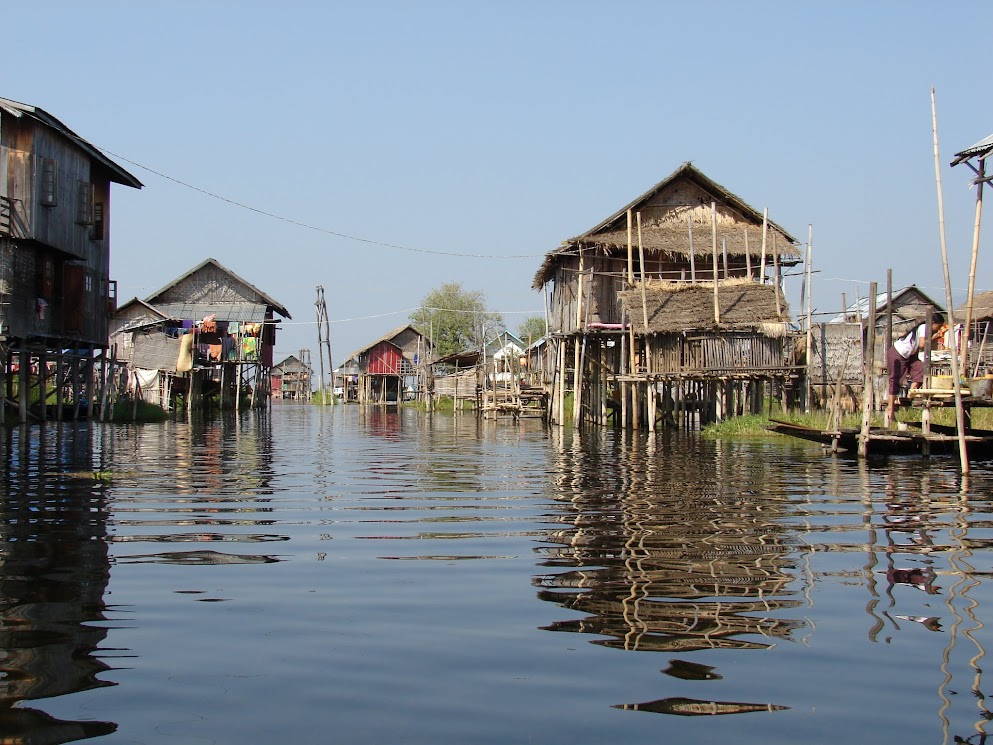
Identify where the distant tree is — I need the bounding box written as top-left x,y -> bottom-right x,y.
411,282 -> 504,358
517,316 -> 547,345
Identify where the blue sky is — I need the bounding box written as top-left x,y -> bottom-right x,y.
6,2 -> 993,367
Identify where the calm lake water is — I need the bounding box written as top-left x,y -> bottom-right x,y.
2,404 -> 992,744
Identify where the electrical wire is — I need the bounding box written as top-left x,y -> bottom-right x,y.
93,144 -> 541,260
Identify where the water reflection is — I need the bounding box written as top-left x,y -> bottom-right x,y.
537,428 -> 806,654
535,426 -> 993,733
0,424 -> 117,742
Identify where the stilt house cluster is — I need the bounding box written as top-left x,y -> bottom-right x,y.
533,163 -> 801,429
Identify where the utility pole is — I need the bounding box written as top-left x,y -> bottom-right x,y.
315,286 -> 334,405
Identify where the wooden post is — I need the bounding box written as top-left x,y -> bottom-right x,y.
637,212 -> 649,333
711,202 -> 720,324
572,337 -> 581,427
626,209 -> 633,283
760,208 -> 768,282
85,348 -> 95,419
885,269 -> 893,366
620,331 -> 628,429
859,281 -> 878,458
18,351 -> 28,423
772,234 -> 782,319
38,352 -> 47,423
576,246 -> 585,330
722,238 -> 728,278
687,213 -> 696,282
931,87 -> 969,474
55,350 -> 64,421
744,230 -> 751,277
804,228 -> 813,413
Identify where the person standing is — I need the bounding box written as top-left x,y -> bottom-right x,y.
885,313 -> 945,421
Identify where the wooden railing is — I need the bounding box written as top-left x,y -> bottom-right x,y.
0,196 -> 11,236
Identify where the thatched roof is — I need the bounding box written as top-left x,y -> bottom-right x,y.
954,290 -> 993,321
534,162 -> 799,289
618,279 -> 788,335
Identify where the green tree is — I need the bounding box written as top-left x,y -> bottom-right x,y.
411,282 -> 504,358
517,315 -> 547,345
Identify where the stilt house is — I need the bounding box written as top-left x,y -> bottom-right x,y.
343,324 -> 430,405
113,258 -> 291,410
533,162 -> 801,429
808,285 -> 945,407
0,97 -> 143,422
271,354 -> 313,401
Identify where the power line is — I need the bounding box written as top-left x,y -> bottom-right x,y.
94,144 -> 540,260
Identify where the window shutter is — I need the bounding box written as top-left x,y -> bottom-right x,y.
76,181 -> 93,225
40,159 -> 58,206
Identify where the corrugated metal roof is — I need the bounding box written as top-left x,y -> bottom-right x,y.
0,96 -> 143,189
827,286 -> 944,324
154,302 -> 269,323
952,133 -> 993,165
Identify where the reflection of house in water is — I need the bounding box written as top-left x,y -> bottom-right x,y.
535,434 -> 807,656
0,428 -> 118,741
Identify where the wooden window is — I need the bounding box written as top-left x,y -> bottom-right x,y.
91,202 -> 104,240
76,181 -> 93,225
40,159 -> 58,206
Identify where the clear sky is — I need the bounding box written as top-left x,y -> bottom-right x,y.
6,1 -> 993,370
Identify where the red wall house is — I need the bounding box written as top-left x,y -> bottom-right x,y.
365,341 -> 403,375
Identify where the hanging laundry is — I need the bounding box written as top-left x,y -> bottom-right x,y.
177,333 -> 194,372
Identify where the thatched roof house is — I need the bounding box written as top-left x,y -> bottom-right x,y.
534,161 -> 799,291
535,162 -> 799,337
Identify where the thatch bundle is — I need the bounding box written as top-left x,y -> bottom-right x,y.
618,280 -> 788,335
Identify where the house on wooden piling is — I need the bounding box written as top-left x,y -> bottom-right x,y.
0,96 -> 143,422
808,286 -> 945,409
112,258 -> 291,410
271,354 -> 313,401
342,324 -> 431,405
533,162 -> 801,429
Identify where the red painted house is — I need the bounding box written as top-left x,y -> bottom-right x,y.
342,325 -> 431,404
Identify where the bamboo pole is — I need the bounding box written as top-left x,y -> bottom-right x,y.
931,87 -> 970,474
575,246 -> 585,330
687,213 -> 696,282
637,212 -> 649,333
744,230 -> 751,277
722,237 -> 728,278
772,234 -> 781,319
627,209 -> 633,283
759,208 -> 768,282
711,202 -> 720,324
805,226 -> 813,414
859,281 -> 878,458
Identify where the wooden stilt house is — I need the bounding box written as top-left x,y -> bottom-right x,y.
343,324 -> 431,405
0,97 -> 143,422
114,258 -> 291,410
533,162 -> 801,429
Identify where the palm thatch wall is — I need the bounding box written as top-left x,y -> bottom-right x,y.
618,280 -> 788,335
